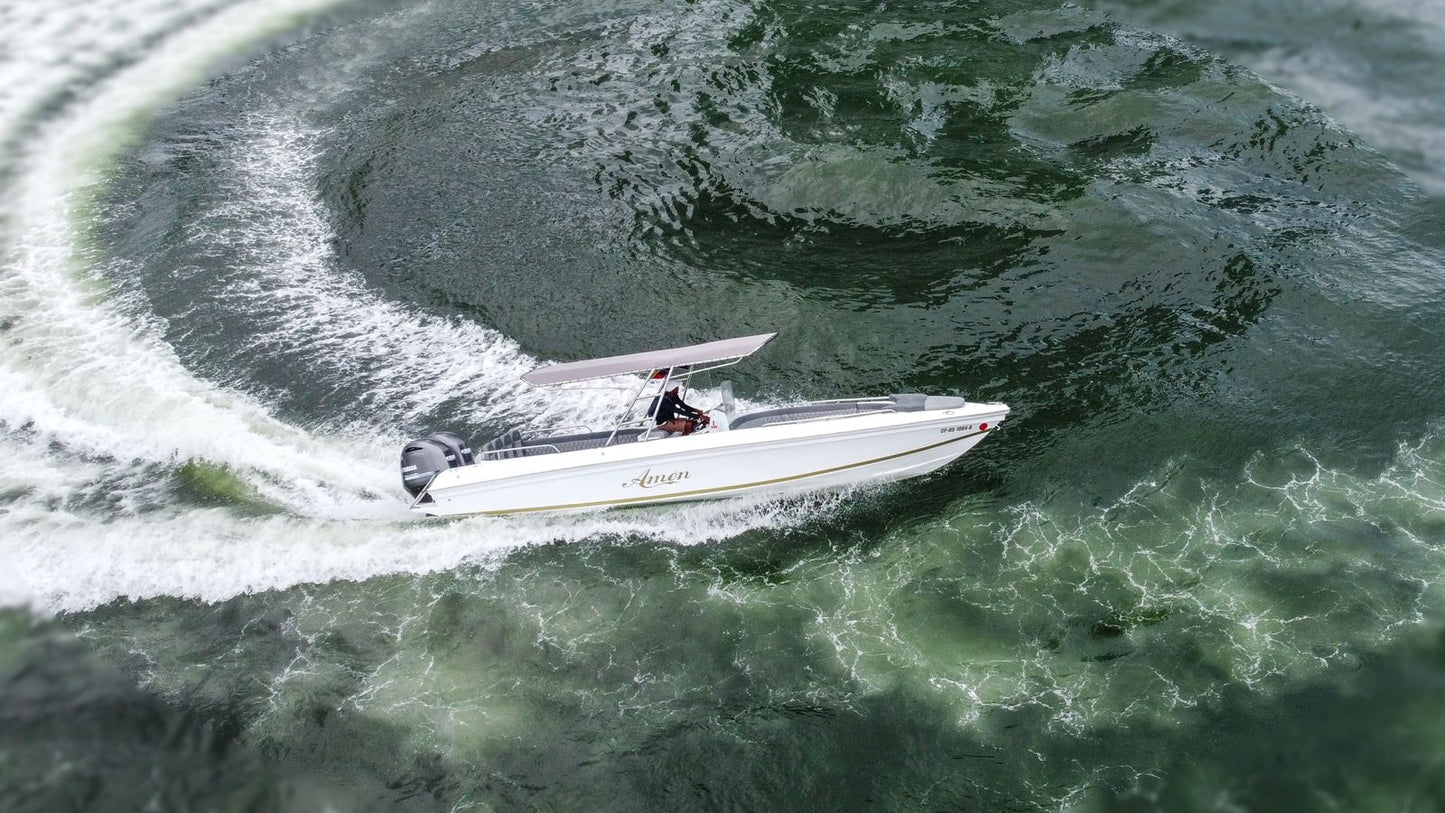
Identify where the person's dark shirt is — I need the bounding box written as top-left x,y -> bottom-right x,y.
650,390 -> 701,424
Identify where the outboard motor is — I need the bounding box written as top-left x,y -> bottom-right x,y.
400,431 -> 477,497
400,438 -> 452,497
426,431 -> 475,466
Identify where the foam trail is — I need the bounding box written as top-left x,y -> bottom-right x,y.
195,114 -> 627,430
0,0 -> 636,511
0,0 -> 406,613
0,1 -> 229,151
0,0 -> 803,614
173,110 -> 776,429
0,1 -> 384,498
11,481 -> 853,613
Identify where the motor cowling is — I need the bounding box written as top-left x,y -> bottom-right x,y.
426,431 -> 475,466
400,439 -> 451,497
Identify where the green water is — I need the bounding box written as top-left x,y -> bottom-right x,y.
3,0 -> 1445,809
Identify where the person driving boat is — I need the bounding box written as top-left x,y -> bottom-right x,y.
651,383 -> 709,436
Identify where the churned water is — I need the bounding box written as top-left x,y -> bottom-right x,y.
3,0 -> 1444,809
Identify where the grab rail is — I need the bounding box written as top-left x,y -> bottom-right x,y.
475,443 -> 563,459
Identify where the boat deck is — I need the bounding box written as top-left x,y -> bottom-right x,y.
475,395 -> 963,459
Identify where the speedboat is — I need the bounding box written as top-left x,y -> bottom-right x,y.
400,332 -> 1008,516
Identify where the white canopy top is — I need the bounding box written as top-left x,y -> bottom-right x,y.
521,332 -> 777,387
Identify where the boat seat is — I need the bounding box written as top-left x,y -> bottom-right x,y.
891,393 -> 928,411
478,428 -> 525,459
889,393 -> 967,411
922,395 -> 966,410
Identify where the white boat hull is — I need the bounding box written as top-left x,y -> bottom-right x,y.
414,402 -> 1008,517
